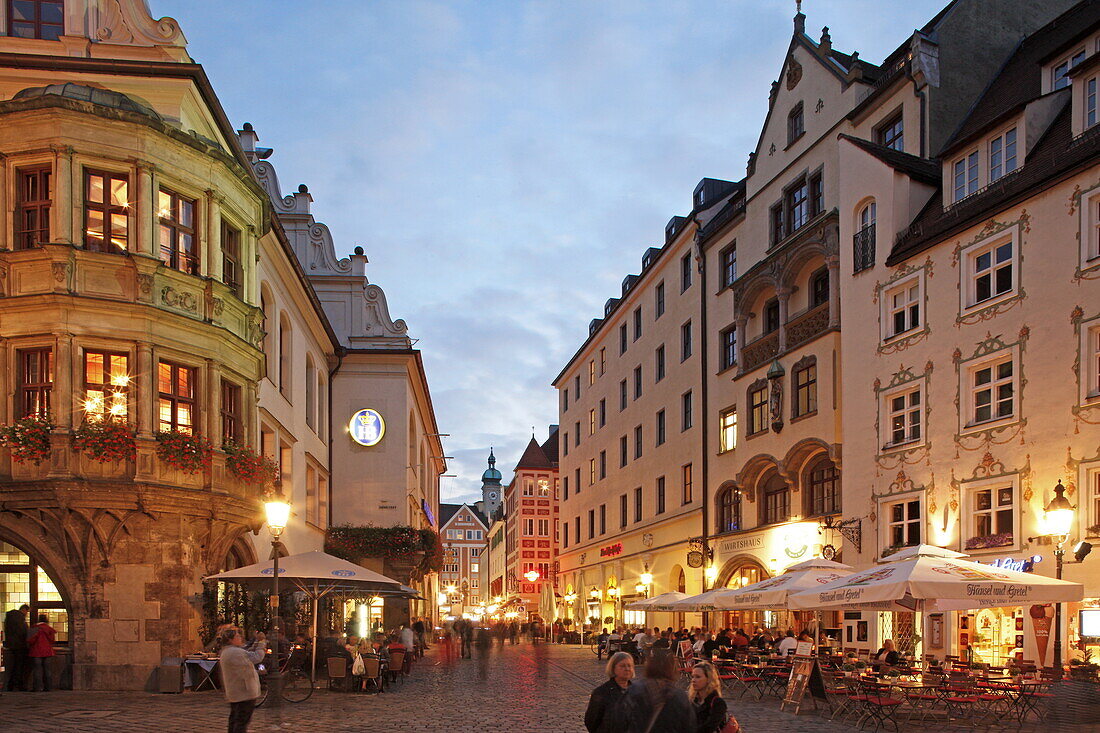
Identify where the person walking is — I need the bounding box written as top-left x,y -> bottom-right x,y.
584,651 -> 634,733
218,626 -> 267,733
27,614 -> 56,692
3,603 -> 29,691
690,662 -> 736,733
412,617 -> 428,654
621,650 -> 696,733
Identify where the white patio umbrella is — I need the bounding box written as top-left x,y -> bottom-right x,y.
788,545 -> 1084,612
662,588 -> 739,612
704,558 -> 854,611
538,583 -> 558,641
626,591 -> 691,612
205,550 -> 412,681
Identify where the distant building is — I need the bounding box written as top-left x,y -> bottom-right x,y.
503,426 -> 560,618
439,502 -> 489,618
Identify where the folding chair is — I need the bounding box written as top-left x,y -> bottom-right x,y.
360,655 -> 384,694
326,656 -> 348,691
387,650 -> 407,684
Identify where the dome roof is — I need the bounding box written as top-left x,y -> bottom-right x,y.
481,448 -> 502,484
13,83 -> 161,121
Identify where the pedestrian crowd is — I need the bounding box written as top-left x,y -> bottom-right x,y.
595,624 -> 814,663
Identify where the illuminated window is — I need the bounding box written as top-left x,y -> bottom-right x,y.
83,350 -> 129,421
84,170 -> 129,253
748,384 -> 768,436
792,360 -> 817,418
14,167 -> 51,250
157,361 -> 196,433
0,539 -> 69,644
159,189 -> 198,274
719,409 -> 737,453
17,348 -> 52,418
682,463 -> 692,504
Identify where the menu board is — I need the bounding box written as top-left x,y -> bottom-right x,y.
780,656 -> 828,714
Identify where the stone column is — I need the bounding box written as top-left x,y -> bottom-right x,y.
51,146 -> 74,244
135,342 -> 154,439
245,225 -> 258,305
826,254 -> 841,328
776,286 -> 791,352
135,163 -> 156,258
206,358 -> 221,443
206,191 -> 222,282
55,332 -> 74,431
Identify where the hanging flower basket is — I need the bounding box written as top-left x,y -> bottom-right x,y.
222,440 -> 279,486
73,419 -> 136,463
155,430 -> 213,474
0,414 -> 53,464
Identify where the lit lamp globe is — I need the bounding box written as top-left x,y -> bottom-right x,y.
607,587 -> 619,598
524,570 -> 540,583
264,492 -> 291,538
589,589 -> 601,600
1045,481 -> 1074,538
563,593 -> 577,603
640,571 -> 653,587
635,583 -> 647,594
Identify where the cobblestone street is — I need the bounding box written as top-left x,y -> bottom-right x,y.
0,643 -> 860,733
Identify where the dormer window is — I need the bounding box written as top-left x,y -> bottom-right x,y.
695,187 -> 706,207
952,151 -> 979,202
1054,49 -> 1086,91
989,128 -> 1017,182
8,0 -> 64,40
787,103 -> 805,145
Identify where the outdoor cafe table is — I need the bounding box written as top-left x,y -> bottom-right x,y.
183,656 -> 220,691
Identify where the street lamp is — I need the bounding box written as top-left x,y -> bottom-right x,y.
1043,480 -> 1074,681
640,571 -> 653,587
263,488 -> 290,708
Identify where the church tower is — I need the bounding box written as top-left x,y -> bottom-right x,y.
480,449 -> 503,518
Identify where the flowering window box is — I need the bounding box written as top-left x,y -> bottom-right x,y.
965,532 -> 1013,550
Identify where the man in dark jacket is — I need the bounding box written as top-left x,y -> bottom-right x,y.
4,604 -> 30,691
621,652 -> 696,733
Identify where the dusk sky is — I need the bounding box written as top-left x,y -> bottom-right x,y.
154,0 -> 945,504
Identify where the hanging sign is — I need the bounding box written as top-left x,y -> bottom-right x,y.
349,408 -> 385,446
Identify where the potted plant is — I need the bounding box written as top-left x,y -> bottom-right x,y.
842,662 -> 856,677
854,660 -> 867,672
73,418 -> 136,463
0,414 -> 52,464
155,430 -> 213,474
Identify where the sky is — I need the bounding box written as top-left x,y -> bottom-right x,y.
152,0 -> 946,504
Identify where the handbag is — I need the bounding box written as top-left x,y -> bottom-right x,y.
719,713 -> 741,733
351,653 -> 366,676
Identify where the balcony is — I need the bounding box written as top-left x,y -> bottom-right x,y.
786,302 -> 830,351
740,331 -> 779,373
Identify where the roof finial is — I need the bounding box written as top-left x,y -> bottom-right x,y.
794,0 -> 805,34
796,0 -> 802,12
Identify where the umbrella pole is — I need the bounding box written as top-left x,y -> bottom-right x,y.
311,581 -> 318,687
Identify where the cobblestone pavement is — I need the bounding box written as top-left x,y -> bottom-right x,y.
0,643 -> 1094,732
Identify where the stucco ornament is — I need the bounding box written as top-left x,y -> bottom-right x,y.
786,58 -> 803,90
94,0 -> 187,47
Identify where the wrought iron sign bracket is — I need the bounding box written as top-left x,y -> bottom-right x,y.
819,516 -> 862,554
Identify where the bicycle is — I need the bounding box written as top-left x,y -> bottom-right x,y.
257,648 -> 314,705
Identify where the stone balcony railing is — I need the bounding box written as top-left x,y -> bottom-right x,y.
739,332 -> 779,373
786,302 -> 830,351
738,302 -> 832,375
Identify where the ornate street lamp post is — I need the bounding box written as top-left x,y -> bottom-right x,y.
263,488 -> 290,708
1042,481 -> 1074,682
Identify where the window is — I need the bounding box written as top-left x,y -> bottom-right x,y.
278,317 -> 292,396
523,478 -> 535,496
620,494 -> 628,528
972,486 -> 1014,540
719,409 -> 737,452
82,350 -> 129,422
524,518 -> 534,536
681,391 -> 693,430
588,360 -> 596,385
681,253 -> 692,292
589,458 -> 595,485
656,410 -> 666,446
761,472 -> 790,524
655,345 -> 666,382
538,478 -> 550,496
655,282 -> 666,318
599,348 -> 606,375
953,151 -> 979,202
748,384 -> 768,435
562,433 -> 568,457
14,167 -> 50,250
599,505 -> 606,535
887,499 -> 921,548
681,321 -> 693,361
970,357 -> 1014,424
562,388 -> 568,413
1088,77 -> 1097,129
537,520 -> 549,537
563,475 -> 569,500
221,380 -> 241,442
656,477 -> 666,514
599,450 -> 606,479
221,221 -> 242,296
620,435 -> 628,467
633,307 -> 642,341
305,356 -> 316,430
599,398 -> 606,427
574,375 -> 581,400
575,516 -> 581,545
634,486 -> 642,523
619,379 -> 628,411
886,388 -> 921,446
588,510 -> 595,539
563,522 -> 569,548
588,408 -> 595,435
574,422 -> 580,446
793,360 -> 817,417
1089,325 -> 1100,398
158,189 -> 198,274
787,103 -> 804,145
721,245 -> 737,287
854,202 -> 876,273
157,361 -> 196,433
878,113 -> 904,151
574,468 -> 580,495
810,268 -> 829,308
807,458 -> 839,515
786,179 -> 809,233
886,279 -> 920,337
633,366 -> 642,399
682,463 -> 693,504
968,238 -> 1013,305
84,170 -> 129,253
720,327 -> 737,370
7,0 -> 64,39
989,128 -> 1017,182
717,486 -> 741,533
763,299 -> 780,334
619,324 -> 628,354
633,425 -> 643,459
17,348 -> 52,418
1053,50 -> 1086,90
771,203 -> 786,244
809,172 -> 824,218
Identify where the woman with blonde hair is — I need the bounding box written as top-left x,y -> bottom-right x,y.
584,650 -> 634,732
690,661 -> 737,733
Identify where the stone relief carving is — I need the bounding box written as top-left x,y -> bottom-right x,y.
162,286 -> 197,312
251,160 -> 297,214
93,0 -> 187,47
308,223 -> 353,274
362,284 -> 408,337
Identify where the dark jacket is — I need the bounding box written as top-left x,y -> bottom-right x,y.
622,678 -> 696,733
693,691 -> 728,733
3,609 -> 28,650
585,678 -> 631,733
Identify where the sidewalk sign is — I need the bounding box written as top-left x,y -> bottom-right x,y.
780,655 -> 828,714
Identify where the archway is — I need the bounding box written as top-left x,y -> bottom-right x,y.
714,555 -> 770,633
0,536 -> 72,643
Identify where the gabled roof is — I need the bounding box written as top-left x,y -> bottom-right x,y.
439,503 -> 489,531
515,437 -> 554,470
539,426 -> 559,466
939,0 -> 1100,156
838,135 -> 941,185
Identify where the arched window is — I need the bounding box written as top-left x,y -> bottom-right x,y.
760,470 -> 790,525
305,355 -> 316,430
675,567 -> 686,594
806,456 -> 840,516
260,286 -> 274,378
316,372 -> 326,440
854,201 -> 876,273
0,538 -> 69,642
278,315 -> 292,397
717,484 -> 741,534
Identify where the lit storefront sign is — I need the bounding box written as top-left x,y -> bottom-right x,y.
600,543 -> 623,557
984,555 -> 1041,573
422,499 -> 436,527
349,408 -> 385,446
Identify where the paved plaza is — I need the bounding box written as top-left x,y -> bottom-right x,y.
1,643 -> 1096,732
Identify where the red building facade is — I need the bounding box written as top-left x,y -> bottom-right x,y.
503,427 -> 559,617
